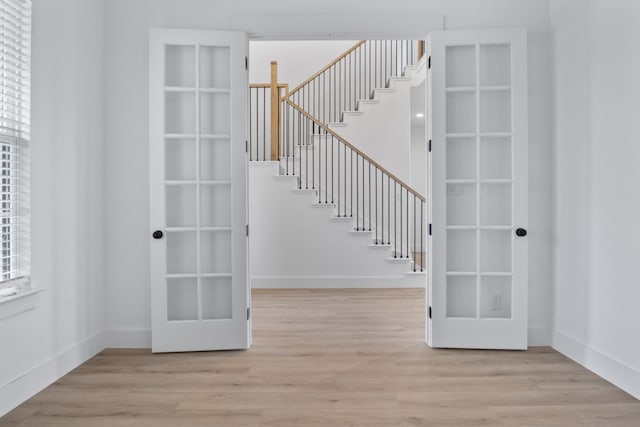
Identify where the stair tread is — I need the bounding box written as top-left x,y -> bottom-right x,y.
368,244 -> 392,249
331,216 -> 355,221
406,270 -> 426,275
250,161 -> 280,165
387,257 -> 413,262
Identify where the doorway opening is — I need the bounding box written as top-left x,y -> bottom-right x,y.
246,39 -> 428,344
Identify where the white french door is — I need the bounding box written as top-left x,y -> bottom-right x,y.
427,29 -> 528,349
149,30 -> 249,353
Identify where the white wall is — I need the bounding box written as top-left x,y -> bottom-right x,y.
410,82 -> 427,196
331,79 -> 413,183
0,0 -> 106,416
550,0 -> 640,398
103,0 -> 553,347
411,126 -> 426,196
250,41 -> 357,88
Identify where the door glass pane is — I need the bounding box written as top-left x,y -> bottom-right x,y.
447,183 -> 476,226
200,231 -> 232,274
447,91 -> 476,134
480,137 -> 511,180
447,230 -> 476,272
167,278 -> 198,321
201,139 -> 231,181
166,231 -> 197,274
479,90 -> 511,133
480,230 -> 511,272
480,183 -> 511,226
166,184 -> 196,227
447,276 -> 477,318
200,46 -> 230,89
479,44 -> 510,86
165,45 -> 195,87
200,93 -> 230,135
165,138 -> 196,181
165,92 -> 196,134
202,277 -> 232,319
200,184 -> 231,227
480,276 -> 511,318
446,137 -> 476,180
446,45 -> 475,87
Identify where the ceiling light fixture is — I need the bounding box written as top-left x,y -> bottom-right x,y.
415,113 -> 424,118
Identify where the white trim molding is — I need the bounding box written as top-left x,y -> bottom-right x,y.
105,329 -> 152,349
235,13 -> 444,40
251,275 -> 425,289
553,329 -> 640,399
0,331 -> 105,417
0,289 -> 45,321
527,326 -> 551,347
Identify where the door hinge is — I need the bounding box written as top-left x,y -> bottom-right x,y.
428,139 -> 432,152
246,224 -> 249,237
428,306 -> 432,319
245,56 -> 248,70
247,307 -> 251,320
428,56 -> 431,69
245,140 -> 248,153
429,224 -> 432,236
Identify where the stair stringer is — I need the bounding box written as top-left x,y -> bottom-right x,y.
278,139 -> 426,272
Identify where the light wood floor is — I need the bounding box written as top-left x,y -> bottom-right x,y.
2,289 -> 639,426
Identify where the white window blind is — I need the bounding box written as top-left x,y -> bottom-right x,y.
0,0 -> 30,285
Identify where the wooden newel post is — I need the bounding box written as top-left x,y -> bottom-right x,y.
270,61 -> 279,161
417,40 -> 425,62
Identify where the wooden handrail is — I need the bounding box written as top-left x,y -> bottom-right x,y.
284,98 -> 425,202
250,83 -> 288,89
287,41 -> 366,98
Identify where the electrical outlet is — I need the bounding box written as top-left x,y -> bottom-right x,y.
447,184 -> 464,195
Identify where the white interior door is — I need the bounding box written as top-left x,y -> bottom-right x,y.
427,29 -> 528,349
149,29 -> 249,353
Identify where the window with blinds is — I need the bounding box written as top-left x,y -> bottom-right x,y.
0,0 -> 30,288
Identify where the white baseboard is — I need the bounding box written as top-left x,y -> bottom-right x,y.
0,331 -> 105,417
528,326 -> 551,346
103,327 -> 551,351
553,329 -> 640,399
105,329 -> 152,349
251,275 -> 425,289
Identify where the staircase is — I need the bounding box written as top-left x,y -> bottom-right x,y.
249,40 -> 426,288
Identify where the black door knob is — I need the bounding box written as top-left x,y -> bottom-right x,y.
515,228 -> 527,237
152,230 -> 164,239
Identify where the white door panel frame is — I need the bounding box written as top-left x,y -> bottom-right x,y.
149,29 -> 249,353
427,29 -> 528,349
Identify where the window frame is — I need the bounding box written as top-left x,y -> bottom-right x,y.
0,0 -> 31,296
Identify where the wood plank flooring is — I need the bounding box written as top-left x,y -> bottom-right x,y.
2,288 -> 639,426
